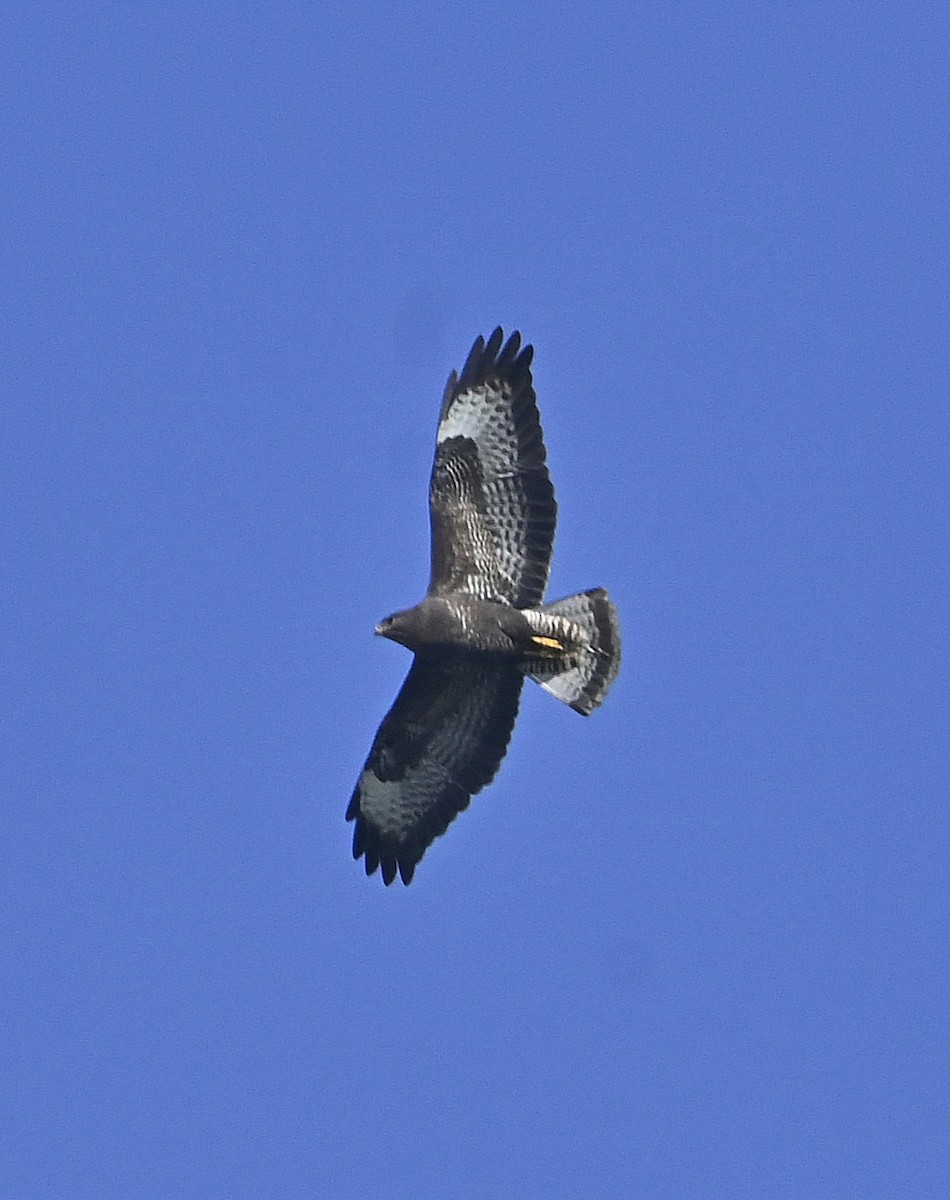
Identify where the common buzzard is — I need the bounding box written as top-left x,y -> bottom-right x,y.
347,329 -> 621,885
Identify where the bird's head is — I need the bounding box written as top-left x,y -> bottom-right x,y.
374,613 -> 396,638
374,607 -> 418,649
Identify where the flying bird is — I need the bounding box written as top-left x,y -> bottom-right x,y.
347,328 -> 621,885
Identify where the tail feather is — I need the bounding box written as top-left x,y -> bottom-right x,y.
527,588 -> 621,715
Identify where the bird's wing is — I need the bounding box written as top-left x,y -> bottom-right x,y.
346,655 -> 524,885
428,329 -> 556,609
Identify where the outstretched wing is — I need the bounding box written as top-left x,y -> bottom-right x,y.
346,655 -> 524,885
428,328 -> 556,609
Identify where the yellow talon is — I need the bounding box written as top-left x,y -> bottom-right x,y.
530,635 -> 564,651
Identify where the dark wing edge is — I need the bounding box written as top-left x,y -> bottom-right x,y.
439,328 -> 531,425
428,328 -> 557,608
346,655 -> 524,886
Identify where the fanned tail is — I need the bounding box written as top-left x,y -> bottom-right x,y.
527,588 -> 621,715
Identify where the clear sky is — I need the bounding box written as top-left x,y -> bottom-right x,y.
4,4 -> 948,1197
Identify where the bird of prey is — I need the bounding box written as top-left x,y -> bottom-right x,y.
347,328 -> 621,885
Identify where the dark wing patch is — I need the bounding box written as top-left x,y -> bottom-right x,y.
346,655 -> 524,885
428,329 -> 556,608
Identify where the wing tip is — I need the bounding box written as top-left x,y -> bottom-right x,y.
347,801 -> 419,887
457,327 -> 534,393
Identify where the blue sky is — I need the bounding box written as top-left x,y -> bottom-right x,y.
4,4 -> 948,1196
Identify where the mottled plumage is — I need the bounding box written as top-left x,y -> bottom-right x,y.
347,330 -> 621,885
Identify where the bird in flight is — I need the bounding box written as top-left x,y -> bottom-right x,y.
347,329 -> 621,885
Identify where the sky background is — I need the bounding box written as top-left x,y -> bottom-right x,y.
3,4 -> 949,1197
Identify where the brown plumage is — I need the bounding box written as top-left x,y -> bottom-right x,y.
347,330 -> 621,885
